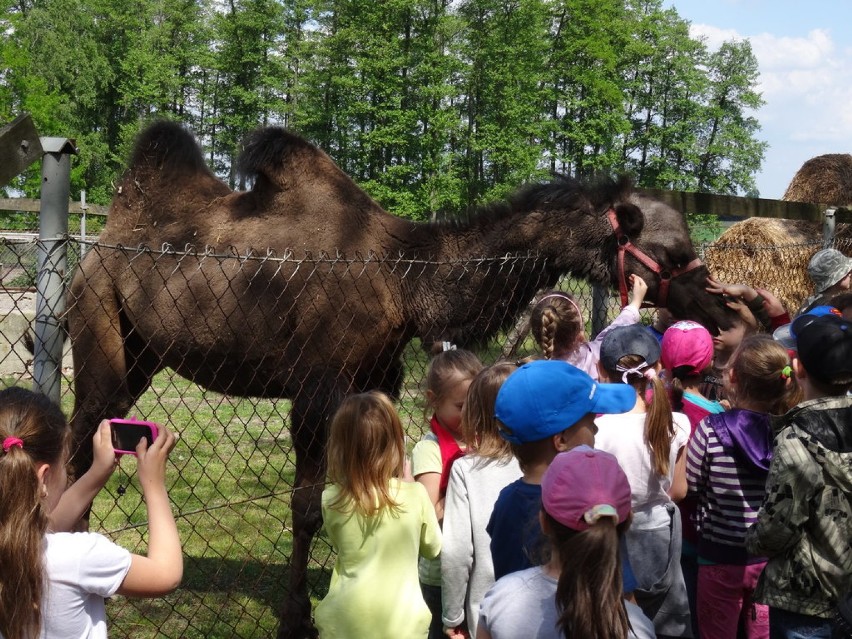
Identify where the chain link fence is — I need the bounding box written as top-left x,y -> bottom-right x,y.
0,228 -> 844,637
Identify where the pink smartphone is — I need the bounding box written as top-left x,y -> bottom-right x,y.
109,417 -> 159,455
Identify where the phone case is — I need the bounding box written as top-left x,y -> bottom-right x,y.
109,417 -> 159,455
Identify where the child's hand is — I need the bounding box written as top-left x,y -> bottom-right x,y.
706,278 -> 757,302
628,274 -> 648,308
91,419 -> 118,484
444,626 -> 470,638
136,426 -> 177,493
755,287 -> 788,318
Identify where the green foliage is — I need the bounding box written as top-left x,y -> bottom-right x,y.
0,0 -> 768,217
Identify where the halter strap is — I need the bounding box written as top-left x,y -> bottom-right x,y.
606,207 -> 703,308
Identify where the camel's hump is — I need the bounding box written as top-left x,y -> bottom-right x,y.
128,121 -> 209,175
237,127 -> 320,181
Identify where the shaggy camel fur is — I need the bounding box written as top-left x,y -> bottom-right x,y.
66,121 -> 733,639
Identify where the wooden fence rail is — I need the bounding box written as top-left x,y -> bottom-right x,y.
0,192 -> 850,223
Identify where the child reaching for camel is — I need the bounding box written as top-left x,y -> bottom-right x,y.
0,387 -> 182,639
412,348 -> 483,639
530,274 -> 648,379
315,391 -> 441,639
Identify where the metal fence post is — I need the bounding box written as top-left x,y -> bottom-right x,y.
822,207 -> 836,249
34,137 -> 77,403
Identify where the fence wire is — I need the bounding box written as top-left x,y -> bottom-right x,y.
0,233 -> 843,638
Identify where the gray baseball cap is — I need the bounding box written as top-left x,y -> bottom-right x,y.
808,249 -> 852,293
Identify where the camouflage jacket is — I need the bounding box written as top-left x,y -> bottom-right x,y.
745,396 -> 852,618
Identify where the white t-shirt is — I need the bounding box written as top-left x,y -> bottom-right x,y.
478,566 -> 656,639
594,411 -> 691,513
40,532 -> 132,639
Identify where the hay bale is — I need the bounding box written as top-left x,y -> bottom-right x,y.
782,154 -> 852,205
705,218 -> 823,314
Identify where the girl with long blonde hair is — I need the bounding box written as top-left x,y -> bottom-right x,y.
315,391 -> 442,639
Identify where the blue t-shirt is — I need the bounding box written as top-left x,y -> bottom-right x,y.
487,479 -> 543,580
487,478 -> 638,593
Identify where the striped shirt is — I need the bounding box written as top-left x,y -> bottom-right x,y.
686,413 -> 770,565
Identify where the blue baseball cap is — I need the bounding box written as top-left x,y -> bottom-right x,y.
773,305 -> 841,350
495,360 -> 636,444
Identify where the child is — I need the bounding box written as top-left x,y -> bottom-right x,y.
648,308 -> 675,343
745,314 -> 852,637
596,324 -> 692,638
0,387 -> 182,639
661,319 -> 725,636
477,448 -> 656,639
413,348 -> 483,639
797,248 -> 852,315
662,320 -> 726,429
687,335 -> 800,639
315,391 -> 442,638
529,274 -> 648,380
441,362 -> 521,639
487,359 -> 636,580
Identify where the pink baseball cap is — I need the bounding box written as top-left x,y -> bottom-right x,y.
541,447 -> 632,531
661,320 -> 714,376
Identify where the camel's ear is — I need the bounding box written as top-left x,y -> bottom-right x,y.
614,202 -> 644,237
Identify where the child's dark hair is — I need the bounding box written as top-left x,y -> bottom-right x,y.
530,292 -> 584,360
728,334 -> 801,413
460,362 -> 517,460
829,291 -> 852,313
545,511 -> 630,639
424,348 -> 483,415
602,353 -> 674,477
0,387 -> 69,639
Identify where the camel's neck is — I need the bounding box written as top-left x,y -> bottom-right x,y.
400,208 -> 613,347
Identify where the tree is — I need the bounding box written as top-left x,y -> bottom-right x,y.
456,0 -> 551,205
543,0 -> 631,178
619,2 -> 707,190
694,39 -> 767,196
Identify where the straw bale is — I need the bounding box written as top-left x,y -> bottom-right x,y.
704,218 -> 839,315
782,154 -> 852,205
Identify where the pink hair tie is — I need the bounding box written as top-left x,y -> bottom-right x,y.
643,368 -> 657,381
2,436 -> 23,453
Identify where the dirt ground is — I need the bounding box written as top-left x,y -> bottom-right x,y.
0,288 -> 72,379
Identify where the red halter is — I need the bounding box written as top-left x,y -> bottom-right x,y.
606,207 -> 703,309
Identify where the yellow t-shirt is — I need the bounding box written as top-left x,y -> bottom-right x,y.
315,479 -> 442,638
412,434 -> 443,586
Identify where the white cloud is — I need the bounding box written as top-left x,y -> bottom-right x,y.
684,23 -> 852,195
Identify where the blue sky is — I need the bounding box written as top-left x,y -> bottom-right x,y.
664,0 -> 852,199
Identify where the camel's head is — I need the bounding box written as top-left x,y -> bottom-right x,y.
610,193 -> 736,334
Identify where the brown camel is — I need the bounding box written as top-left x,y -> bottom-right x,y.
66,121 -> 732,639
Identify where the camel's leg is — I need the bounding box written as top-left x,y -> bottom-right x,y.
67,262 -> 160,486
277,374 -> 346,639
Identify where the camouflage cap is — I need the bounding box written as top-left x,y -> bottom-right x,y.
807,249 -> 852,293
